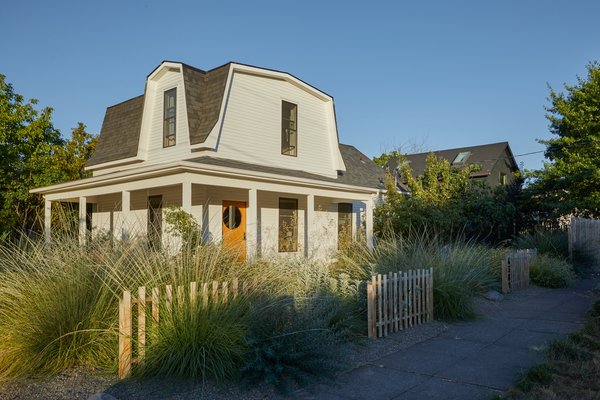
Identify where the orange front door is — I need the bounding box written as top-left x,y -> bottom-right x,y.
222,200 -> 247,260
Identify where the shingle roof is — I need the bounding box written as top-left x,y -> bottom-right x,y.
185,144 -> 385,190
87,62 -> 231,167
87,95 -> 144,167
387,142 -> 518,178
182,63 -> 230,145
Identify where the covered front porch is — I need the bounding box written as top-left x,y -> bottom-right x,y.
38,168 -> 376,260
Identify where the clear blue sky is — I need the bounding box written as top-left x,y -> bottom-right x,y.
2,0 -> 599,171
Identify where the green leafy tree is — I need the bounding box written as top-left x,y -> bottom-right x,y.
0,75 -> 97,237
525,62 -> 600,222
376,153 -> 517,243
53,122 -> 97,182
0,74 -> 63,236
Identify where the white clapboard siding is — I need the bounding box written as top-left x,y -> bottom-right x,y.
216,72 -> 339,178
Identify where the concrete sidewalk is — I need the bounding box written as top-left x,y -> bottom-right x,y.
297,279 -> 599,400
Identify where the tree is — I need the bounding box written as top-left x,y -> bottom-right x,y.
0,74 -> 63,236
525,62 -> 600,222
375,153 -> 517,243
0,75 -> 97,237
53,122 -> 97,182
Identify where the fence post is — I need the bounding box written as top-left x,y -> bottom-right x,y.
118,290 -> 132,379
501,260 -> 509,294
367,281 -> 376,338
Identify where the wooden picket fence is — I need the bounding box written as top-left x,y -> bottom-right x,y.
501,249 -> 537,293
366,268 -> 434,339
118,278 -> 250,379
569,217 -> 600,265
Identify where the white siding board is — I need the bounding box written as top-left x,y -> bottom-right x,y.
216,72 -> 338,178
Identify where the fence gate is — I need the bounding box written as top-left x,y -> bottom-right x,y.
501,249 -> 537,293
366,268 -> 434,339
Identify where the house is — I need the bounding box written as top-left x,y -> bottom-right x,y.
387,142 -> 519,192
31,61 -> 385,260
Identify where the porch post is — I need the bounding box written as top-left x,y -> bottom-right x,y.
79,196 -> 87,246
365,199 -> 374,250
247,188 -> 258,259
305,194 -> 314,257
182,181 -> 192,213
121,190 -> 130,240
44,198 -> 52,244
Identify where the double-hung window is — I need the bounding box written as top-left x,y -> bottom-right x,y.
281,101 -> 297,156
163,88 -> 176,147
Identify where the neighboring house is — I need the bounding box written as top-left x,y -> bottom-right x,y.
387,142 -> 519,192
32,61 -> 385,260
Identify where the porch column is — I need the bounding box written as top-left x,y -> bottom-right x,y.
121,190 -> 130,240
247,188 -> 258,259
79,196 -> 87,246
305,194 -> 314,257
44,198 -> 52,244
182,181 -> 192,213
365,199 -> 374,250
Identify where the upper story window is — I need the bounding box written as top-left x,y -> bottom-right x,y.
281,101 -> 297,156
163,88 -> 176,147
500,172 -> 507,185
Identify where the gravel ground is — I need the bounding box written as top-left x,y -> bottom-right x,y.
0,322 -> 447,400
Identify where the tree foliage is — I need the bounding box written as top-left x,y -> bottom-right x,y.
0,74 -> 96,237
525,62 -> 600,222
376,153 -> 517,243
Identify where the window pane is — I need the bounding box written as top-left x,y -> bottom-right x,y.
281,101 -> 297,156
279,198 -> 298,252
163,89 -> 176,147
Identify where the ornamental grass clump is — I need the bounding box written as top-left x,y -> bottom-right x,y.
336,231 -> 499,320
0,230 -> 359,390
0,236 -> 117,380
529,254 -> 575,288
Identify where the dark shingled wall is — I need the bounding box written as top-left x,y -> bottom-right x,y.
191,63 -> 230,145
87,95 -> 144,167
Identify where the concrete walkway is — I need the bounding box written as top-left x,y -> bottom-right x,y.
297,279 -> 599,400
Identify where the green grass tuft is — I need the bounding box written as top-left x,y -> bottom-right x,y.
529,254 -> 575,288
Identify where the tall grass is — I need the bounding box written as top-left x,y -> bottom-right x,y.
335,232 -> 499,320
0,237 -> 117,379
0,235 -> 356,390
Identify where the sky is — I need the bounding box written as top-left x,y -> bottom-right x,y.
2,0 -> 599,171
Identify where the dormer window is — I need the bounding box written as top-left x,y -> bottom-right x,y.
281,101 -> 297,156
163,88 -> 176,147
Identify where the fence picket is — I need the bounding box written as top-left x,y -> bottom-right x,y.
190,282 -> 197,307
118,290 -> 132,379
137,286 -> 146,361
165,285 -> 173,312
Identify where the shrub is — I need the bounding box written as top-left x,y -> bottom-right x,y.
529,254 -> 575,288
515,363 -> 553,392
241,294 -> 346,393
513,229 -> 569,259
